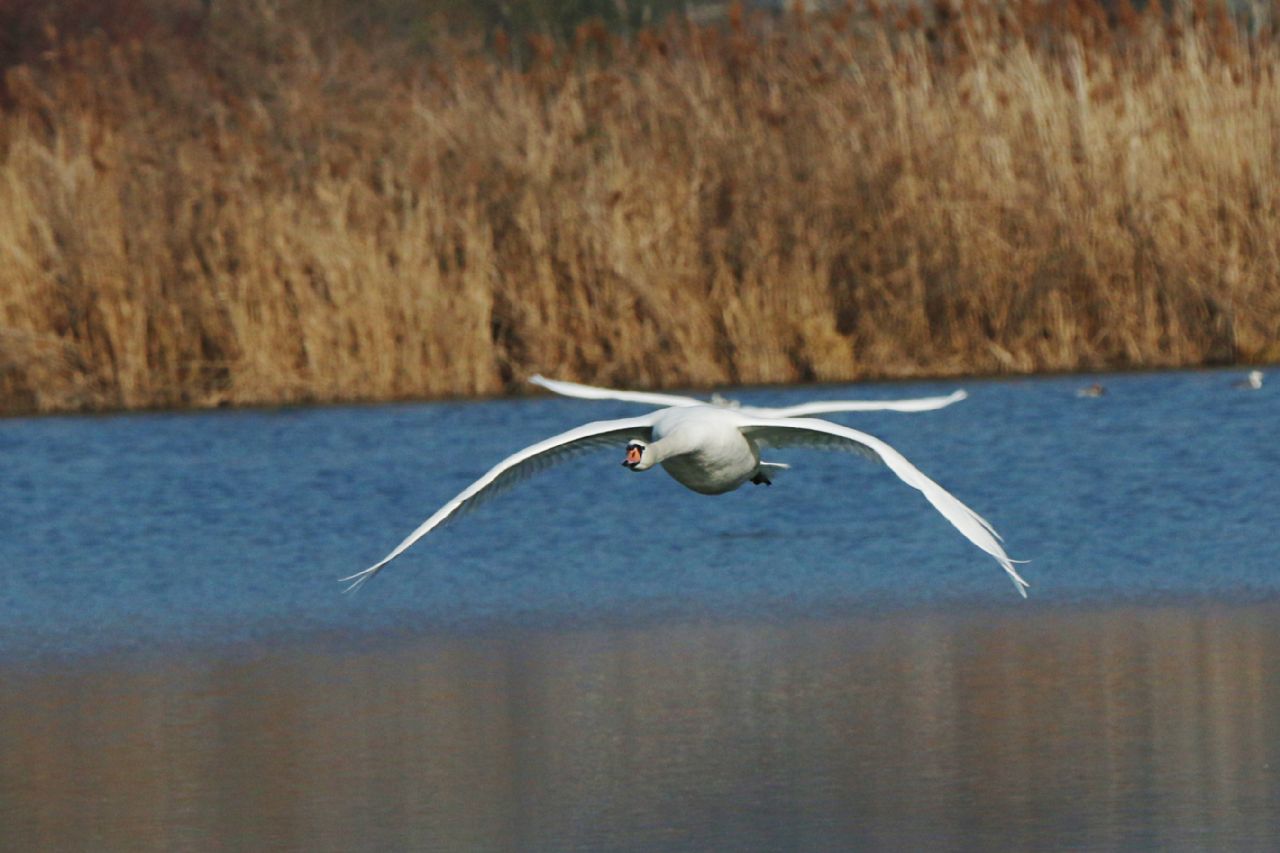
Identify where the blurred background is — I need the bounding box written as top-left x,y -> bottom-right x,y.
1,0 -> 1277,415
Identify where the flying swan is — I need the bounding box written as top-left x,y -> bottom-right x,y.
529,374 -> 969,415
344,404 -> 1029,597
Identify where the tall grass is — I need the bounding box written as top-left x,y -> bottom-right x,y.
1,0 -> 1278,414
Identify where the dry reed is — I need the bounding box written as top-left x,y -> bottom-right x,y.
1,0 -> 1278,414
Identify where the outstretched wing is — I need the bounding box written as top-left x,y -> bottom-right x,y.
533,374 -> 967,416
739,416 -> 1029,596
738,389 -> 968,417
530,374 -> 705,408
344,415 -> 654,591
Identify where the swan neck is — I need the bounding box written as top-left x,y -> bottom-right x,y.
646,432 -> 696,466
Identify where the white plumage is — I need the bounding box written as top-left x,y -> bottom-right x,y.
1233,370 -> 1263,390
529,374 -> 969,415
345,390 -> 1029,597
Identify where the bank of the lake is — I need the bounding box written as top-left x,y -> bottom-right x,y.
2,2 -> 1279,415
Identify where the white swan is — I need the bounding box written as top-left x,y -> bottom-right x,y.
1232,370 -> 1263,390
344,405 -> 1029,597
530,374 -> 968,415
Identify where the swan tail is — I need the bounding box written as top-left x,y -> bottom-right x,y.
752,461 -> 790,485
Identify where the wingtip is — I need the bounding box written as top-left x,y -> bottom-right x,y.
1006,561 -> 1031,598
339,573 -> 368,594
340,561 -> 387,594
528,374 -> 548,388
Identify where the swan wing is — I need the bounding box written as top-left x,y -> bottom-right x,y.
530,374 -> 704,408
532,375 -> 966,415
738,389 -> 967,417
344,415 -> 655,591
738,416 -> 1029,597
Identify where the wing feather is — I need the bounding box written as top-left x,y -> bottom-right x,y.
739,390 -> 967,417
739,416 -> 1029,596
533,374 -> 967,416
344,415 -> 653,591
530,374 -> 703,408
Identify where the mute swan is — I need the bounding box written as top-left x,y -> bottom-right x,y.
530,374 -> 968,415
1232,370 -> 1263,390
344,405 -> 1029,597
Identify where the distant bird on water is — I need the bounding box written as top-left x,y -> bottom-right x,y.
1232,370 -> 1264,390
344,377 -> 1028,597
1076,383 -> 1106,398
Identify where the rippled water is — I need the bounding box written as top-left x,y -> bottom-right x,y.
1,369 -> 1277,848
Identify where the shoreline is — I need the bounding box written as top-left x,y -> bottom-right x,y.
1,360 -> 1271,420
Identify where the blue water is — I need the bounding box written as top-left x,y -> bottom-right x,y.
1,369 -> 1277,663
3,369 -> 1279,850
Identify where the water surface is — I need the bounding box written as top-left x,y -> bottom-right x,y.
1,369 -> 1277,848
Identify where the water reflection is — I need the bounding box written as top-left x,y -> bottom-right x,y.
2,603 -> 1277,850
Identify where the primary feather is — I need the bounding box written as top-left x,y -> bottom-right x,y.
530,374 -> 968,415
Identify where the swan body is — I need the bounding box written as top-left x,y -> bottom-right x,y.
1233,370 -> 1263,390
529,374 -> 968,415
642,405 -> 764,494
345,404 -> 1029,597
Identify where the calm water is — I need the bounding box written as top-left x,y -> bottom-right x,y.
1,369 -> 1278,849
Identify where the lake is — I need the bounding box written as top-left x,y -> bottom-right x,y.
1,369 -> 1277,849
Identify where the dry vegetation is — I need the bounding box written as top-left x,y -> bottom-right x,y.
1,0 -> 1278,414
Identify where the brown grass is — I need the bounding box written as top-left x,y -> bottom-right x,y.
1,0 -> 1278,414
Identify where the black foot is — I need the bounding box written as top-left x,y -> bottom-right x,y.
750,473 -> 772,486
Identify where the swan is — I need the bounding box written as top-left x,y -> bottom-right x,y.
1232,370 -> 1263,390
344,405 -> 1029,597
530,374 -> 968,415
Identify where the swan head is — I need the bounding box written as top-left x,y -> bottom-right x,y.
621,440 -> 653,471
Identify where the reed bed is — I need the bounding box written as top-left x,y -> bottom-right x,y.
1,0 -> 1277,414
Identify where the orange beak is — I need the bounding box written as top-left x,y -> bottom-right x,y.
625,446 -> 642,466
